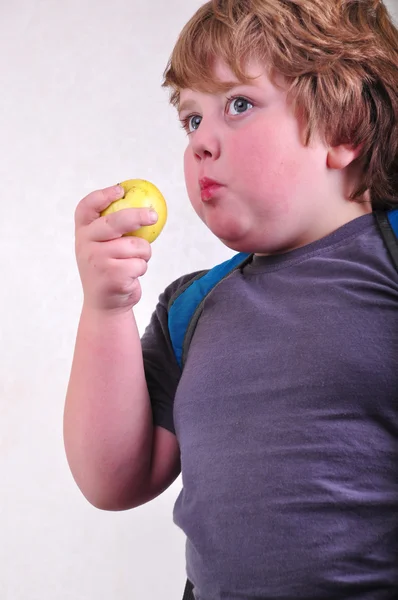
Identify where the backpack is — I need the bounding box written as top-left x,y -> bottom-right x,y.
168,208 -> 398,371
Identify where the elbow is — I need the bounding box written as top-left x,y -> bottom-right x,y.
83,493 -> 133,512
82,488 -> 148,512
63,437 -> 153,511
70,473 -> 151,512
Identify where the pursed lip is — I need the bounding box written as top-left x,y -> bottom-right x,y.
199,177 -> 225,201
199,177 -> 224,191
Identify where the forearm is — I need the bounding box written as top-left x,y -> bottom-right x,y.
63,304 -> 153,509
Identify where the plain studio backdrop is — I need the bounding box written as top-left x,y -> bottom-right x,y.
0,1 -> 397,599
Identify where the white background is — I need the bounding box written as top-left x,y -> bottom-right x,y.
1,1 -> 397,598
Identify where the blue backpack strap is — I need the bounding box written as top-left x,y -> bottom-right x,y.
168,252 -> 252,369
168,208 -> 398,370
375,208 -> 398,270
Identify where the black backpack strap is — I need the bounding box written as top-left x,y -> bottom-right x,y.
374,208 -> 398,270
182,579 -> 195,600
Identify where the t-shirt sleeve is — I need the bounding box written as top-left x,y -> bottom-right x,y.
141,271 -> 202,435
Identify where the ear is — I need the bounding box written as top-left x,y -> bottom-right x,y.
327,144 -> 363,170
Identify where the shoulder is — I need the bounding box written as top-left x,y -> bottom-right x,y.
318,212 -> 398,279
362,212 -> 398,279
157,269 -> 209,313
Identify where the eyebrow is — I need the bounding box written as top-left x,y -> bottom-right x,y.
178,83 -> 246,116
178,99 -> 198,116
177,80 -> 264,116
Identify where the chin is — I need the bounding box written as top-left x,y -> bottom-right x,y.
218,236 -> 257,255
205,218 -> 251,249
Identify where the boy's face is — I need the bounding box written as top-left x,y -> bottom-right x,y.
179,59 -> 364,255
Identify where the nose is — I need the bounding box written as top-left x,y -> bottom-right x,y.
191,120 -> 221,162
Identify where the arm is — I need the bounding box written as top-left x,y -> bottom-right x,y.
64,184 -> 180,510
64,305 -> 181,510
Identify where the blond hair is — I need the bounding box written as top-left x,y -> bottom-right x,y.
162,0 -> 398,209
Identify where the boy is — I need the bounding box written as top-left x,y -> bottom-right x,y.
64,1 -> 398,598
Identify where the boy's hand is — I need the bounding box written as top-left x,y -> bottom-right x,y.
74,184 -> 158,312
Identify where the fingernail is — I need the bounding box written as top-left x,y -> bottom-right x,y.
149,210 -> 158,223
115,184 -> 124,196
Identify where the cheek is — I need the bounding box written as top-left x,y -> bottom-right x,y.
229,121 -> 321,206
233,124 -> 296,178
184,147 -> 201,214
184,147 -> 195,194
229,133 -> 298,213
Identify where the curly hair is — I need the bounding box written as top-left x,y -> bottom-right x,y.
162,0 -> 398,209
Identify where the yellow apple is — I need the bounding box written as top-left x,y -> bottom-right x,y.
101,179 -> 167,243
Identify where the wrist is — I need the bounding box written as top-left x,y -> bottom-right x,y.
81,301 -> 135,324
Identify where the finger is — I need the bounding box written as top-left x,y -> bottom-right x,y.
99,236 -> 152,261
75,184 -> 125,228
110,257 -> 149,282
127,257 -> 149,279
88,207 -> 158,242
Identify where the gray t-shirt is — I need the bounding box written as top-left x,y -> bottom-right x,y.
141,213 -> 398,600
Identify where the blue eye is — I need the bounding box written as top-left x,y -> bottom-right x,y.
181,115 -> 202,133
228,97 -> 253,115
190,115 -> 202,131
